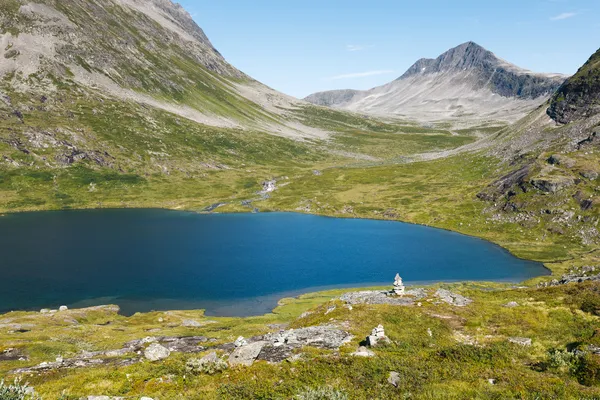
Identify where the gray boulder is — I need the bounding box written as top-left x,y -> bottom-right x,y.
388,371 -> 401,387
228,341 -> 266,367
144,343 -> 170,361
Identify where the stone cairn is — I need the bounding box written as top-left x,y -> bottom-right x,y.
393,273 -> 405,296
367,325 -> 388,347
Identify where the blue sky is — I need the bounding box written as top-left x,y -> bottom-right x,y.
179,0 -> 600,98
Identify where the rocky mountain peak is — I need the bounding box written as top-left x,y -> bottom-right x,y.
400,42 -> 502,79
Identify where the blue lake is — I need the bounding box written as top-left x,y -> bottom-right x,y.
0,210 -> 549,316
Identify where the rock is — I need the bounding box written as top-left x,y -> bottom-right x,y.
40,309 -> 50,314
324,305 -> 336,315
435,289 -> 473,307
367,325 -> 389,347
580,170 -> 599,180
530,176 -> 575,194
312,170 -> 322,176
228,341 -> 266,366
59,305 -> 68,312
234,336 -> 248,347
538,266 -> 600,287
488,379 -> 496,385
144,343 -> 170,361
260,180 -> 277,194
182,319 -> 202,327
140,398 -> 154,400
504,301 -> 519,308
427,328 -> 433,337
388,371 -> 401,387
351,346 -> 375,357
508,337 -> 532,346
340,288 -> 427,306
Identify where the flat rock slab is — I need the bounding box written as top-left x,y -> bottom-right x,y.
229,341 -> 267,366
435,289 -> 473,307
340,289 -> 427,305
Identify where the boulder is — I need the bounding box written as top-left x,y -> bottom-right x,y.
228,341 -> 266,367
388,371 -> 401,387
530,176 -> 575,193
144,343 -> 170,362
59,305 -> 68,312
503,301 -> 519,308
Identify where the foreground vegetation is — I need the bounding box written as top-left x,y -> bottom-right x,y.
0,280 -> 599,399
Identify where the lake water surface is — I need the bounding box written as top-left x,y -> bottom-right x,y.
0,210 -> 549,316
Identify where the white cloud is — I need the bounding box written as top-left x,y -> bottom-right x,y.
329,70 -> 395,80
550,12 -> 577,21
346,44 -> 368,52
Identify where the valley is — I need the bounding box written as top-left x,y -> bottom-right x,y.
0,0 -> 599,398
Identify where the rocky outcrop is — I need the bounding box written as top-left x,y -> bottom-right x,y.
530,176 -> 575,194
227,325 -> 353,366
11,335 -> 208,374
538,266 -> 600,287
548,48 -> 600,124
435,289 -> 473,307
340,288 -> 427,306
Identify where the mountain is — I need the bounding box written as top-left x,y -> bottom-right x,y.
305,42 -> 567,124
547,48 -> 600,124
0,0 -> 331,140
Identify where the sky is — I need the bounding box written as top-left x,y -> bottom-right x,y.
178,0 -> 600,99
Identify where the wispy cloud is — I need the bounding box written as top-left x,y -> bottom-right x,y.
329,70 -> 395,80
550,12 -> 577,21
346,44 -> 370,52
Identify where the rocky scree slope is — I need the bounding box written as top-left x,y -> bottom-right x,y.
305,42 -> 567,124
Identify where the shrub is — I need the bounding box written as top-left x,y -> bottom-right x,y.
295,386 -> 349,400
185,352 -> 228,375
0,378 -> 41,400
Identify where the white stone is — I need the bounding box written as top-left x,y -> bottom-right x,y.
234,336 -> 248,348
59,305 -> 68,312
144,343 -> 170,361
40,309 -> 50,314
